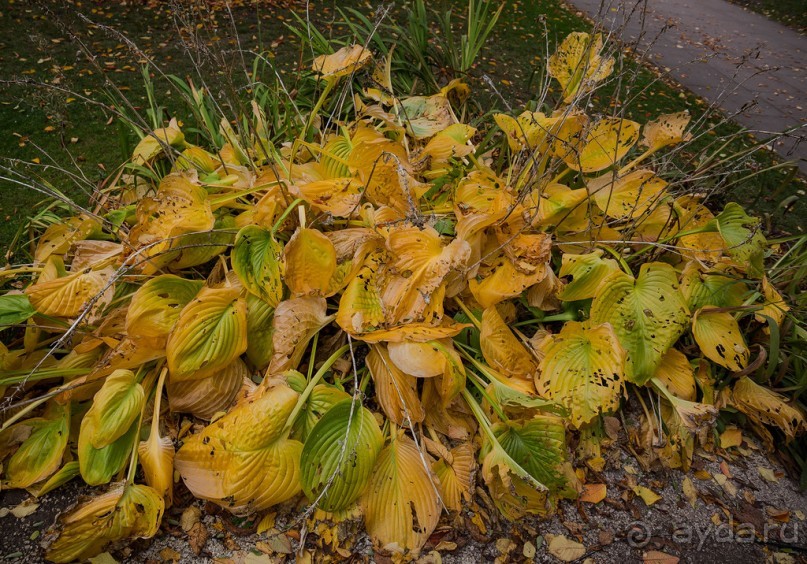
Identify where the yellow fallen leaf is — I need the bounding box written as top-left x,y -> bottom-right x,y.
643,550 -> 680,564
546,534 -> 586,562
693,470 -> 712,481
713,473 -> 737,497
682,476 -> 697,508
632,486 -> 661,506
579,483 -> 607,504
758,467 -> 779,483
257,512 -> 277,535
719,427 -> 743,449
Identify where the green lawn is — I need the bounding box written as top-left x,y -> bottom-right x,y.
0,0 -> 803,260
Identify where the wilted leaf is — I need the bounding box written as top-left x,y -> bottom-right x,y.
362,434 -> 440,554
46,484 -> 164,563
641,111 -> 691,151
480,306 -> 538,383
269,297 -> 334,373
562,118 -> 639,173
26,267 -> 111,318
548,32 -> 614,102
730,377 -> 806,441
431,442 -> 475,512
366,345 -> 425,426
284,227 -> 337,297
312,45 -> 372,79
546,534 -> 586,562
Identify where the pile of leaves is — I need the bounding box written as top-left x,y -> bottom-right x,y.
0,34 -> 804,561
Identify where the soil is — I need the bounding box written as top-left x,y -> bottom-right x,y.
2,424 -> 806,563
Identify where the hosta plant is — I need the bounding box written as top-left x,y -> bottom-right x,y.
0,33 -> 804,561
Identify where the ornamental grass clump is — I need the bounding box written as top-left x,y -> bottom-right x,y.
0,26 -> 803,562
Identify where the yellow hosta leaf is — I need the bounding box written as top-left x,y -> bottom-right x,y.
353,319 -> 471,344
454,171 -> 513,243
653,348 -> 696,401
175,384 -> 303,515
641,111 -> 691,150
336,250 -> 386,335
423,123 -> 475,162
493,111 -> 559,153
590,263 -> 690,384
139,369 -> 174,506
675,197 -> 724,262
537,321 -> 625,428
5,403 -> 70,489
679,261 -> 748,311
126,275 -> 203,340
312,44 -> 371,79
132,118 -> 184,164
166,286 -> 247,381
557,250 -> 619,301
35,216 -> 100,263
295,178 -> 363,218
470,255 -> 548,309
756,277 -> 789,327
26,267 -> 111,318
730,377 -> 806,441
46,484 -> 164,563
387,340 -> 445,378
86,369 -> 145,449
366,345 -> 425,426
383,225 -> 470,324
535,183 -> 589,229
691,307 -> 748,371
715,203 -> 767,278
172,145 -> 218,173
129,174 -> 215,274
362,434 -> 440,554
480,306 -> 538,382
284,227 -> 337,297
548,32 -> 614,103
589,169 -> 667,220
563,118 -> 640,173
399,93 -> 455,140
269,297 -> 334,373
168,357 -> 247,420
431,442 -> 475,512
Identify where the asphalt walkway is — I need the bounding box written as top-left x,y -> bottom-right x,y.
564,0 -> 807,173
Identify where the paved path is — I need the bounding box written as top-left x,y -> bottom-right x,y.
564,0 -> 807,174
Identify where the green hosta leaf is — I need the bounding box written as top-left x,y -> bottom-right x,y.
557,250 -> 619,301
245,293 -> 275,370
29,461 -> 80,497
86,370 -> 145,449
590,263 -> 690,384
287,374 -> 351,441
5,403 -> 70,489
492,415 -> 568,491
300,398 -> 384,512
0,294 -> 36,327
679,262 -> 748,311
715,203 -> 767,278
46,483 -> 164,563
126,275 -> 203,340
232,225 -> 284,307
78,418 -> 139,486
166,285 -> 247,380
536,321 -> 625,427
